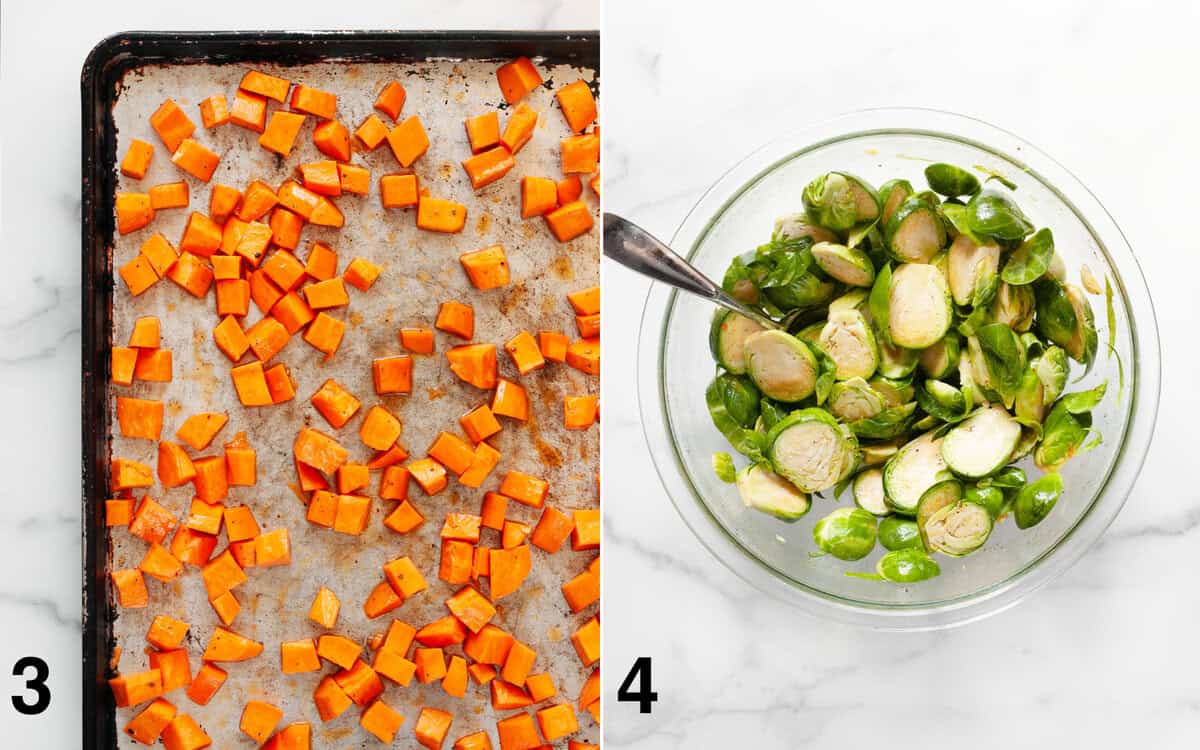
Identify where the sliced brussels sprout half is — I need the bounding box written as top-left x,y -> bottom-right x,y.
1035,280 -> 1098,366
869,376 -> 914,407
923,499 -> 993,557
915,478 -> 963,546
812,242 -> 875,287
966,188 -> 1034,241
878,179 -> 914,227
852,468 -> 889,516
773,212 -> 838,245
860,440 -> 901,467
1001,227 -> 1054,285
709,310 -> 767,374
925,163 -> 981,198
802,172 -> 880,233
888,263 -> 953,349
876,339 -> 920,379
764,272 -> 837,312
916,379 -> 968,423
1014,473 -> 1064,529
767,409 -> 859,493
812,507 -> 877,561
964,485 -> 1006,519
946,234 -> 1000,307
818,310 -> 879,381
878,516 -> 923,551
874,548 -> 941,583
829,289 -> 870,314
882,431 -> 950,515
941,405 -> 1022,479
829,377 -> 884,422
918,333 -> 961,379
989,282 -> 1035,332
736,463 -> 811,521
1014,366 -> 1046,425
885,196 -> 946,263
744,330 -> 819,403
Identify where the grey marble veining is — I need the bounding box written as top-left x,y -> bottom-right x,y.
602,1 -> 1200,748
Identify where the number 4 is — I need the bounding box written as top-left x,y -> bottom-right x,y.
616,656 -> 658,714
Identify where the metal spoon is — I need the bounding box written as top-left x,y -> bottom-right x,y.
603,212 -> 794,330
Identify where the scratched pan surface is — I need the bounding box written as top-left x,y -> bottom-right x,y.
82,32 -> 598,749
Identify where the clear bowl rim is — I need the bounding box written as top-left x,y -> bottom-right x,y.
634,106 -> 1162,631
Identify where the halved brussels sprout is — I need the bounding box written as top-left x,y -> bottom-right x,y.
1035,346 -> 1069,404
812,507 -> 877,561
818,310 -> 879,381
964,485 -> 1005,519
1013,473 -> 1063,529
1035,280 -> 1098,366
989,282 -> 1035,331
852,468 -> 889,516
966,189 -> 1034,241
861,440 -> 901,467
767,409 -> 859,493
869,376 -> 914,407
709,310 -> 767,374
915,479 -> 963,547
764,271 -> 837,311
802,173 -> 880,232
744,330 -> 818,403
877,339 -> 920,378
925,163 -> 981,198
916,379 -> 968,423
878,516 -> 923,551
918,334 -> 961,379
829,289 -> 870,314
975,323 -> 1028,401
773,212 -> 837,245
1001,228 -> 1054,285
812,242 -> 875,287
705,373 -> 761,434
1014,366 -> 1046,425
848,402 -> 917,441
736,463 -> 811,521
1033,384 -> 1105,471
878,179 -> 913,227
888,263 -> 953,349
941,405 -> 1021,478
874,548 -> 941,582
885,196 -> 946,263
923,499 -> 993,556
946,235 -> 1000,306
829,377 -> 884,422
882,431 -> 950,515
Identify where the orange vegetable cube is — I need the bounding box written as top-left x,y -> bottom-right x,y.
441,513 -> 483,543
304,241 -> 338,280
537,703 -> 579,743
356,113 -> 390,150
375,80 -> 407,121
414,648 -> 447,683
372,355 -> 413,395
211,252 -> 240,280
564,394 -> 599,429
505,330 -> 545,375
149,181 -> 189,210
460,405 -> 502,443
240,70 -> 290,102
489,545 -> 532,601
116,192 -> 155,235
459,441 -> 501,489
361,698 -> 405,743
294,427 -> 348,475
428,431 -> 475,475
140,234 -> 178,277
338,163 -> 370,194
202,626 -> 263,663
480,492 -> 508,531
199,95 -> 229,128
500,471 -> 549,508
262,248 -> 307,290
561,133 -> 600,174
379,465 -> 412,501
259,111 -> 307,157
112,458 -> 155,492
229,89 -> 268,132
545,200 -> 594,242
416,197 -> 468,233
439,540 -> 474,585
464,625 -> 514,666
383,499 -> 423,533
165,252 -> 214,298
121,139 -> 155,179
557,175 -> 583,204
106,498 -> 134,526
171,139 -> 220,182
128,496 -> 176,544
556,80 -> 597,133
201,549 -> 246,600
570,615 -> 600,666
373,649 -> 417,686
531,506 -> 576,553
408,457 -> 448,495
416,616 -> 468,648
383,556 -> 427,598
307,586 -> 340,629
150,99 -> 196,152
184,664 -> 226,706
576,312 -> 600,338
290,84 -> 336,119
112,347 -> 137,386
317,634 -> 362,670
303,312 -> 345,358
240,701 -> 282,744
186,498 -> 223,536
256,528 -> 291,566
435,301 -> 474,339
179,211 -> 222,257
124,698 -> 176,744
223,504 -> 259,542
521,176 -> 558,218
501,640 -> 536,686
566,337 -> 600,375
269,207 -> 304,250
500,103 -> 537,154
491,680 -> 533,711
446,344 -> 497,389
119,254 -> 158,295
237,180 -> 278,222
501,520 -> 531,549
386,116 -> 429,167
571,509 -> 600,550
332,494 -> 372,535
109,668 -> 164,707
333,658 -> 384,706
360,405 -> 402,451
306,490 -> 338,528
462,145 -> 515,190
344,257 -> 382,291
161,714 -> 210,750
460,245 -> 510,290
538,330 -> 569,362
496,57 -> 543,104
496,713 -> 540,750
246,317 -> 289,362
492,378 -> 529,421
311,378 -> 361,429
415,708 -> 453,750
464,111 -> 501,153
299,159 -> 341,197
116,396 -> 164,441
380,173 -> 419,208
271,291 -> 314,334
442,655 -> 469,698
446,585 -> 496,633
400,327 -> 435,354
364,580 -> 404,619
526,673 -> 556,703
467,664 -> 497,687
112,568 -> 149,608
210,590 -> 240,626
337,462 -> 370,494
562,569 -> 600,613
313,675 -> 352,722
215,278 -> 250,317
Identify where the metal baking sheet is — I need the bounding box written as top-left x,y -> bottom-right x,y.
83,31 -> 598,749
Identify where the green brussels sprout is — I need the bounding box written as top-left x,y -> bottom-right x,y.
860,440 -> 901,466
941,405 -> 1022,479
965,485 -> 1005,519
767,409 -> 860,493
1013,473 -> 1064,529
965,189 -> 1034,241
914,478 -> 963,545
878,179 -> 914,227
912,414 -> 941,431
989,282 -> 1035,332
829,289 -> 870,314
705,373 -> 761,434
1034,382 -> 1106,471
829,377 -> 884,422
1014,366 -> 1046,425
852,468 -> 889,515
802,173 -> 880,232
812,242 -> 875,287
923,500 -> 993,556
773,212 -> 838,245
758,398 -> 789,432
975,323 -> 1028,401
736,463 -> 811,521
1001,228 -> 1054,285
812,507 -> 878,561
885,196 -> 946,263
712,452 -> 737,483
915,379 -> 968,423
709,309 -> 767,374
1035,280 -> 1098,366
947,235 -> 1000,307
882,431 -> 950,515
888,263 -> 953,349
1035,346 -> 1069,405
818,310 -> 879,381
878,516 -> 923,551
918,334 -> 961,379
925,163 -> 981,198
763,271 -> 836,311
868,376 -> 914,407
721,251 -> 763,304
874,548 -> 941,582
848,402 -> 918,440
981,466 -> 1027,490
877,339 -> 921,378
744,330 -> 819,403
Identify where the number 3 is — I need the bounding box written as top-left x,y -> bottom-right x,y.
12,657 -> 50,715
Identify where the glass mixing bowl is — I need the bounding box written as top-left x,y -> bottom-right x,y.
636,108 -> 1160,630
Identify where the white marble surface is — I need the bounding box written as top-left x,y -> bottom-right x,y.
0,1 -> 596,747
602,1 -> 1200,748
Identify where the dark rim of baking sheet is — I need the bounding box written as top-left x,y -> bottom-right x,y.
80,29 -> 598,748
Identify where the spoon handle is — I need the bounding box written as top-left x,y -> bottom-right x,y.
602,212 -> 778,329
